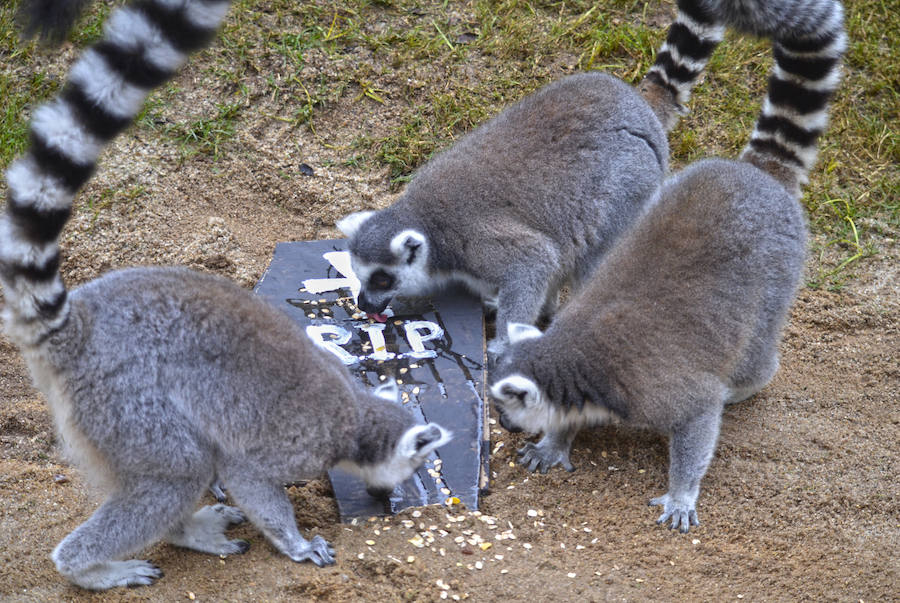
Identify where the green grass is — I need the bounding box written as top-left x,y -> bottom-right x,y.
0,3 -> 46,166
0,70 -> 58,166
0,0 -> 897,288
166,101 -> 245,160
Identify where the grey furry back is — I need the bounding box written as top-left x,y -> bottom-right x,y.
56,267 -> 363,470
572,159 -> 806,414
489,157 -> 807,530
496,158 -> 808,419
400,72 -> 668,267
342,71 -> 668,356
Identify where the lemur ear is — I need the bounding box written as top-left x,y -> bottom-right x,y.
399,423 -> 452,459
336,211 -> 375,237
507,322 -> 543,344
490,375 -> 541,408
416,424 -> 452,456
373,379 -> 400,403
389,230 -> 427,265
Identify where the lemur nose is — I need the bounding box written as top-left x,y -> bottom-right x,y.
357,291 -> 390,314
366,485 -> 393,499
498,411 -> 523,433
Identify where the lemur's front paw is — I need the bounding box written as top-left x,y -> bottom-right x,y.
209,480 -> 227,502
66,560 -> 163,590
288,535 -> 336,567
517,441 -> 575,474
210,504 -> 246,526
649,493 -> 699,533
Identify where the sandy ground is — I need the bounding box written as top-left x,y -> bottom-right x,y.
1,3 -> 899,601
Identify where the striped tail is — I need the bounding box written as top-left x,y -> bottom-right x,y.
0,0 -> 232,346
639,0 -> 726,131
16,0 -> 95,44
740,4 -> 846,196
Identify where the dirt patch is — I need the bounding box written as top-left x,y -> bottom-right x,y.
2,270 -> 898,602
1,1 -> 898,601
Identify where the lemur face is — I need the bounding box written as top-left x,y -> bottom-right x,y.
337,211 -> 431,317
490,373 -> 547,434
337,381 -> 452,499
489,323 -> 547,434
350,246 -> 431,315
359,422 -> 453,498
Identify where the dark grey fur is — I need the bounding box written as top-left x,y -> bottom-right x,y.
338,72 -> 667,357
491,159 -> 807,532
19,266 -> 448,589
16,0 -> 93,43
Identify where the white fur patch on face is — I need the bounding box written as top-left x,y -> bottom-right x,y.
336,211 -> 375,237
352,257 -> 433,301
491,374 -> 541,408
349,260 -> 376,286
507,322 -> 543,345
393,260 -> 433,295
398,423 -> 452,459
491,374 -> 617,435
69,49 -> 148,120
340,423 -> 452,491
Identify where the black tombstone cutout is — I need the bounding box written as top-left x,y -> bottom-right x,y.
254,239 -> 489,520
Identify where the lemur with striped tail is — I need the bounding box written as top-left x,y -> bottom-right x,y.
492,3 -> 845,532
2,0 -> 450,589
639,0 -> 846,195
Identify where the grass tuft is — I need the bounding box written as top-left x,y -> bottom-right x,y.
0,0 -> 896,283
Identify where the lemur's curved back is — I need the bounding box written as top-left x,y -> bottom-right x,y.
0,0 -> 232,345
640,0 -> 846,195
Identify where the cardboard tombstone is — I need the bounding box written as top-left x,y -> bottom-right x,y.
255,240 -> 489,520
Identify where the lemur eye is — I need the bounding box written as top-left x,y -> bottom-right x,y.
369,270 -> 395,291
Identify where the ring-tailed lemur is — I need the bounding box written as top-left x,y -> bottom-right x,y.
338,72 -> 668,358
639,0 -> 846,195
491,2 -> 845,533
1,0 -> 450,590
